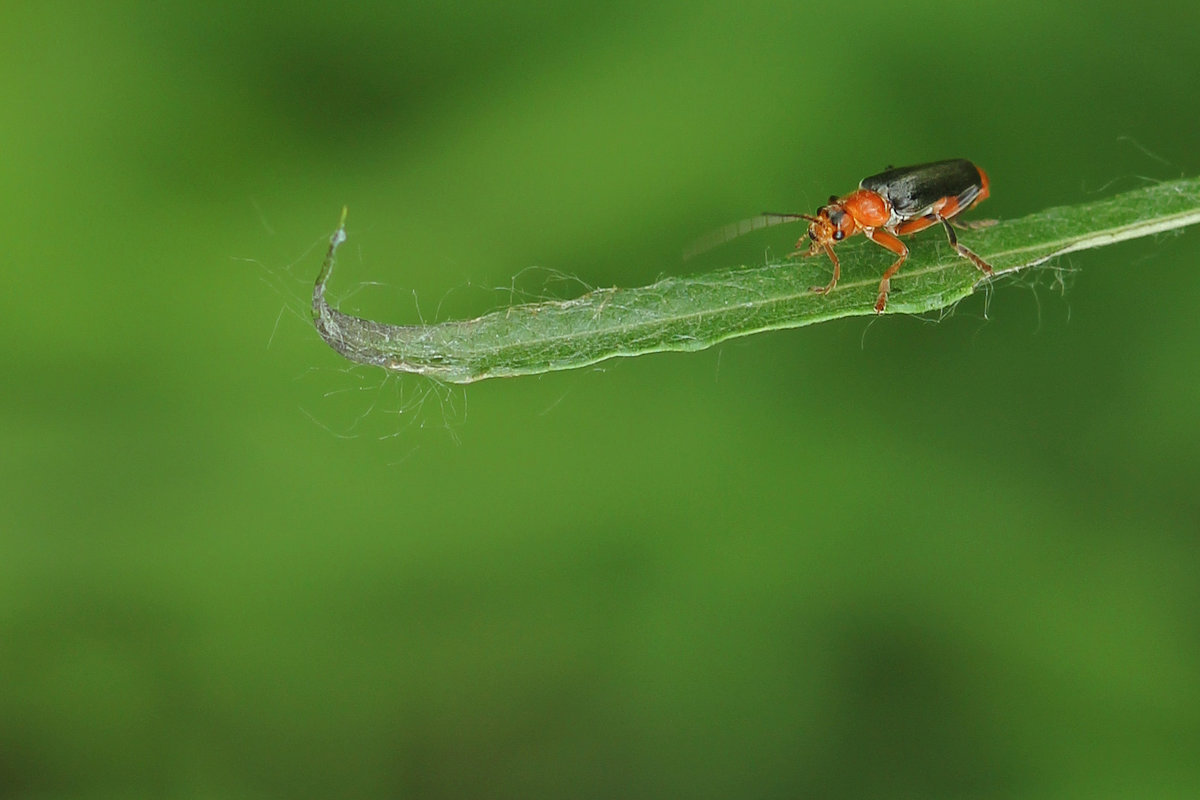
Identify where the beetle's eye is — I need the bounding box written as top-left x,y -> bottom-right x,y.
808,229 -> 817,241
833,231 -> 844,241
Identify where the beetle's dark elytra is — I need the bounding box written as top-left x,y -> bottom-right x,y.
860,159 -> 983,217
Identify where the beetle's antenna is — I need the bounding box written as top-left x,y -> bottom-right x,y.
682,213 -> 810,261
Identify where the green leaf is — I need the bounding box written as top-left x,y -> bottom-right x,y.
312,178 -> 1200,383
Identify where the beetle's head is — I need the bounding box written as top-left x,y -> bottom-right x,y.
799,201 -> 855,255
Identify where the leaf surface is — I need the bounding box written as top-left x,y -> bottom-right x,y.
313,179 -> 1200,383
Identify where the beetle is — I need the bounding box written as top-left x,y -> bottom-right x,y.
793,159 -> 994,313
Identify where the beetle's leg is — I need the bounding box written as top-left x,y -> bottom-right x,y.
895,211 -> 994,275
864,228 -> 908,313
894,215 -> 939,236
894,212 -> 996,232
809,243 -> 840,295
787,237 -> 822,260
951,217 -> 998,231
936,215 -> 993,275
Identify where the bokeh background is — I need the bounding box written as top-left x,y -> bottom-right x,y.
4,1 -> 1199,797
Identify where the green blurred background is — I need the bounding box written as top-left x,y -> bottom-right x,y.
3,1 -> 1199,797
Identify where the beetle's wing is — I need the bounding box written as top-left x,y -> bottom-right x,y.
860,159 -> 982,218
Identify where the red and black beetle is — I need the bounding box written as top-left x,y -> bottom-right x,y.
795,159 -> 994,312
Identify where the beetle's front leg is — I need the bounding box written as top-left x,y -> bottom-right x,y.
808,243 -> 841,295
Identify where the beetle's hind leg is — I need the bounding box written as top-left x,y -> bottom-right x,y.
937,215 -> 993,275
950,217 -> 997,231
